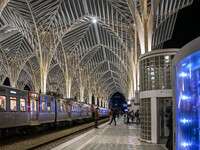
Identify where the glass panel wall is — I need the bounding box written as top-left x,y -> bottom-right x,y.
140,54 -> 174,91
141,98 -> 151,141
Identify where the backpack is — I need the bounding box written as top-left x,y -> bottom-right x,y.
109,111 -> 113,115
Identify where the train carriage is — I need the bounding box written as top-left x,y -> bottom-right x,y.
0,85 -> 29,128
80,103 -> 91,119
27,92 -> 56,125
0,85 -> 109,132
56,98 -> 71,122
71,101 -> 81,120
38,95 -> 55,124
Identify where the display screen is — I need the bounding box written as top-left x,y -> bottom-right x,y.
175,50 -> 200,150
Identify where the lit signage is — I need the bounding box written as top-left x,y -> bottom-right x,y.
123,104 -> 127,107
29,93 -> 39,98
0,96 -> 6,99
10,91 -> 16,94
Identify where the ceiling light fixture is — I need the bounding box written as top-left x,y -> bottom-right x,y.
92,18 -> 97,24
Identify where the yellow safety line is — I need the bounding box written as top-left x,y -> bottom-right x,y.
29,124 -> 40,126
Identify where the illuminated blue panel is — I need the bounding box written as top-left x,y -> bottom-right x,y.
176,50 -> 200,150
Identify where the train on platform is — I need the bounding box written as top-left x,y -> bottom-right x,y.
0,85 -> 109,133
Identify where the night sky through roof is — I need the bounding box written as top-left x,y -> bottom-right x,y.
163,0 -> 200,48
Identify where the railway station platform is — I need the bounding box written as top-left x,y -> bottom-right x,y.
52,117 -> 167,150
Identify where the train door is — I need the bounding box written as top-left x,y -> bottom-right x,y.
30,99 -> 38,121
28,92 -> 40,124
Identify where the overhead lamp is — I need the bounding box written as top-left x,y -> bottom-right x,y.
10,91 -> 16,94
127,100 -> 131,105
92,18 -> 97,24
179,72 -> 187,77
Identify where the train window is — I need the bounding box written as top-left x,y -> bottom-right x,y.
63,104 -> 66,112
20,99 -> 26,111
42,102 -> 46,112
0,96 -> 6,111
60,100 -> 63,112
47,102 -> 51,112
10,97 -> 17,111
67,104 -> 71,112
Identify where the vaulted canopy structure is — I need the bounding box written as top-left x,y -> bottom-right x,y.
0,0 -> 193,104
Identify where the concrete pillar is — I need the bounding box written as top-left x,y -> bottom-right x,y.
66,77 -> 72,98
99,98 -> 101,107
88,91 -> 92,105
151,97 -> 158,143
95,96 -> 97,105
41,72 -> 47,94
105,102 -> 107,108
80,86 -> 84,102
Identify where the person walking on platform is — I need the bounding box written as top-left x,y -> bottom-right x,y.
94,107 -> 99,128
109,109 -> 116,125
131,110 -> 135,122
127,109 -> 131,125
108,109 -> 113,122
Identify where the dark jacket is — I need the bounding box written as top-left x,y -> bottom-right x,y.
112,110 -> 116,117
135,110 -> 139,117
95,109 -> 99,120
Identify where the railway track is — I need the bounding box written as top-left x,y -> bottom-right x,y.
0,118 -> 109,150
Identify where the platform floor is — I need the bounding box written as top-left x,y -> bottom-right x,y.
52,117 -> 167,150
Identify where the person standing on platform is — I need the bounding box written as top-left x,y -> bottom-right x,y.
91,105 -> 95,120
135,109 -> 140,125
94,107 -> 99,128
124,111 -> 127,124
109,109 -> 116,125
165,106 -> 173,150
121,111 -> 123,117
127,109 -> 131,125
